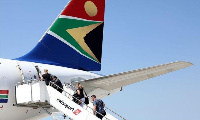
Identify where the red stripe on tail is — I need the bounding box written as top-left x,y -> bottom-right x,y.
61,0 -> 105,21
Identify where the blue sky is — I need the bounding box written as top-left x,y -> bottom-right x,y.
1,0 -> 200,120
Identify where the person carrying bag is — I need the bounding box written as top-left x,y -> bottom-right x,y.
73,82 -> 89,107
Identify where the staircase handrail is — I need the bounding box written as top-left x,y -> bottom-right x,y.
49,81 -> 126,120
104,106 -> 126,120
64,82 -> 126,120
49,81 -> 111,120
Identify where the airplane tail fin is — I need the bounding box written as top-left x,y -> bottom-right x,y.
16,0 -> 105,71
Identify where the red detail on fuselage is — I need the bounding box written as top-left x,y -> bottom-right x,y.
0,90 -> 9,94
61,0 -> 105,21
73,109 -> 82,115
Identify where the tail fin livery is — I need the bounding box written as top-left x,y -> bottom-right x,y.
16,0 -> 105,71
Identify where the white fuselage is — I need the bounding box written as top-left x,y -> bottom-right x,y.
0,58 -> 101,120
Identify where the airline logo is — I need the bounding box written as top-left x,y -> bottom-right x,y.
0,90 -> 9,103
49,0 -> 105,63
73,109 -> 82,115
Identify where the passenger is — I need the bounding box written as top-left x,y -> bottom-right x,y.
91,95 -> 106,119
52,76 -> 63,93
75,82 -> 85,107
42,69 -> 52,85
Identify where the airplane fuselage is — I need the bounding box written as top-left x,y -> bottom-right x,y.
0,58 -> 101,120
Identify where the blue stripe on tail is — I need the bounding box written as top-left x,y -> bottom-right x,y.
15,34 -> 101,71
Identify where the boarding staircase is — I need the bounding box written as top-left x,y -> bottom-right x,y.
15,80 -> 126,120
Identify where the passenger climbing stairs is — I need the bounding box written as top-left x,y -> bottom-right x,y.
15,81 -> 126,120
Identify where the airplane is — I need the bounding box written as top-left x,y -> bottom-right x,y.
0,0 -> 193,120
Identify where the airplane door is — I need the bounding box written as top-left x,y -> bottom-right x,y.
17,61 -> 40,81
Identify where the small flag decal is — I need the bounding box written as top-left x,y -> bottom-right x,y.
0,90 -> 9,103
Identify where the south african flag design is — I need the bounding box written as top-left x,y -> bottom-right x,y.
0,90 -> 9,103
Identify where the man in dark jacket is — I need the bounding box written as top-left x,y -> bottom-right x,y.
42,69 -> 52,85
52,76 -> 63,93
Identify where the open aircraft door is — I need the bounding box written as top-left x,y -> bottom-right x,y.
16,61 -> 40,82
